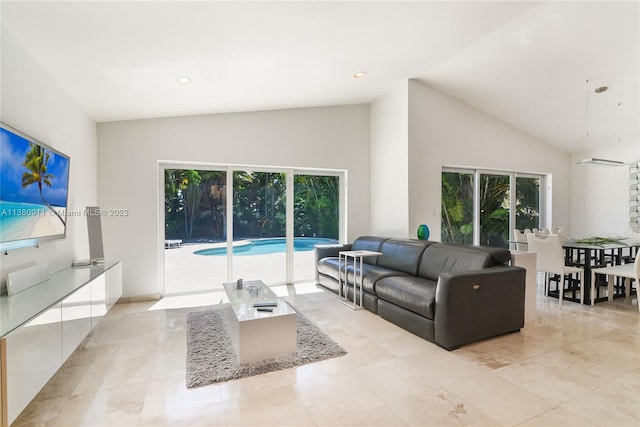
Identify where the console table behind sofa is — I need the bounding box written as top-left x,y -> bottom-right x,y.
0,261 -> 122,426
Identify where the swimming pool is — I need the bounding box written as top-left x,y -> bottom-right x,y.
194,237 -> 339,256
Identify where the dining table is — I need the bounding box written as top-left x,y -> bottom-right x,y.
562,238 -> 640,304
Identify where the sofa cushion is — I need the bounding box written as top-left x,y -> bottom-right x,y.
317,256 -> 406,294
419,243 -> 493,281
351,236 -> 388,264
345,264 -> 408,294
377,239 -> 433,276
376,276 -> 438,320
317,257 -> 340,280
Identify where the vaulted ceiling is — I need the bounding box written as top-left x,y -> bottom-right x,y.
1,1 -> 638,154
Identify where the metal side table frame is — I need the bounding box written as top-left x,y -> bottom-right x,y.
338,250 -> 383,309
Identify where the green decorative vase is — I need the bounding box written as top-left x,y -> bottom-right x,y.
417,224 -> 430,240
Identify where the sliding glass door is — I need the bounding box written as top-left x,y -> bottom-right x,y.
293,174 -> 340,282
441,169 -> 544,248
232,171 -> 287,284
164,168 -> 228,294
163,165 -> 343,295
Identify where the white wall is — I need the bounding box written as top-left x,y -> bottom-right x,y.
0,29 -> 97,290
571,144 -> 639,236
407,80 -> 572,241
97,105 -> 370,298
370,82 -> 409,237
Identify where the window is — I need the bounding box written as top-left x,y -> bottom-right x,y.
162,165 -> 343,295
479,173 -> 510,247
442,168 -> 544,248
441,171 -> 474,244
515,176 -> 541,231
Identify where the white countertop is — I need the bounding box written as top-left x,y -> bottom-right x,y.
0,261 -> 119,337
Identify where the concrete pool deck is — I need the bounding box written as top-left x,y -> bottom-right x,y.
164,242 -> 318,294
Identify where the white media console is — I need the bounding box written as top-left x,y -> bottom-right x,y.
0,261 -> 122,426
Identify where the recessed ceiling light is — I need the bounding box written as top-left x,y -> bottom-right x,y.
594,86 -> 608,93
353,71 -> 367,79
177,76 -> 191,85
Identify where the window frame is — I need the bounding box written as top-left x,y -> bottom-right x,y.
158,161 -> 346,296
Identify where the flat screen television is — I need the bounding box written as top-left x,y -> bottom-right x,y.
0,122 -> 70,251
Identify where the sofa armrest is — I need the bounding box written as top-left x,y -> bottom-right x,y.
434,266 -> 525,350
314,243 -> 352,282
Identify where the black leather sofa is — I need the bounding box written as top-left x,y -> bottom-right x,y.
315,236 -> 526,350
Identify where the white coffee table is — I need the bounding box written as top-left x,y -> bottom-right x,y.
222,280 -> 297,364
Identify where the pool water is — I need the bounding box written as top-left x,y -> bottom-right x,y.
194,237 -> 339,256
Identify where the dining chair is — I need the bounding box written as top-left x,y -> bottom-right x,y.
527,233 -> 584,307
590,254 -> 640,311
531,228 -> 550,238
551,227 -> 567,243
526,232 -> 552,297
512,229 -> 528,251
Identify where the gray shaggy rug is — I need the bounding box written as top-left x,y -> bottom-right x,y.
186,303 -> 346,388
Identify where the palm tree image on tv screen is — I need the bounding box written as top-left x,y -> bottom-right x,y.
22,143 -> 66,226
0,124 -> 70,247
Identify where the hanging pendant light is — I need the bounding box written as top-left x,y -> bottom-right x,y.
579,80 -> 624,166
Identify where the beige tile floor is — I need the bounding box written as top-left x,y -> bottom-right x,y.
13,282 -> 640,427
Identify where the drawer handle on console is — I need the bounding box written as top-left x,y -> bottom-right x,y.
472,284 -> 480,290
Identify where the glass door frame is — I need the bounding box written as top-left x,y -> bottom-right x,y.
159,161 -> 346,296
292,169 -> 345,283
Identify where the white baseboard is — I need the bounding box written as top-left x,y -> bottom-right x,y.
116,294 -> 161,303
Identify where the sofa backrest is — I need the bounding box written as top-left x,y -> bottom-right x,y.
473,245 -> 512,265
351,236 -> 388,264
418,243 -> 509,280
377,239 -> 434,275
